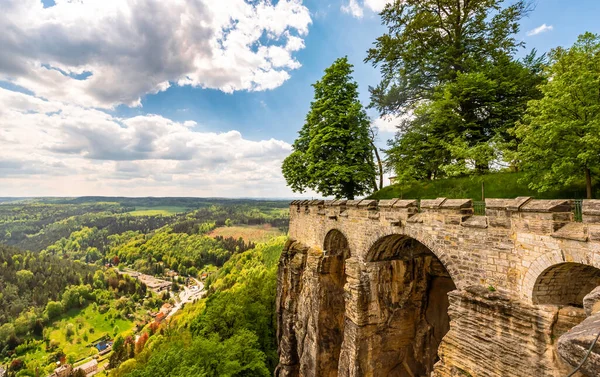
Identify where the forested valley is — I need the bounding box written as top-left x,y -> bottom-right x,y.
0,198 -> 288,377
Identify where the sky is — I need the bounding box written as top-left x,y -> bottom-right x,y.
0,0 -> 598,198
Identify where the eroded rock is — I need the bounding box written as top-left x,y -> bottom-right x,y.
583,286 -> 600,316
557,313 -> 600,377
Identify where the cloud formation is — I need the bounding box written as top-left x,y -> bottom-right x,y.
341,0 -> 390,18
0,0 -> 312,108
372,112 -> 414,134
341,0 -> 364,18
0,88 -> 300,197
527,24 -> 554,36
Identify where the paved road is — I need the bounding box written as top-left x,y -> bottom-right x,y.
167,279 -> 205,318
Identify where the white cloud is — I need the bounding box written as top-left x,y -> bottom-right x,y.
0,87 -> 309,197
341,0 -> 364,18
373,113 -> 412,133
527,24 -> 553,36
342,0 -> 391,18
364,0 -> 390,12
0,0 -> 312,109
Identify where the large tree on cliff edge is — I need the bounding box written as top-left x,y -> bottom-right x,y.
516,33 -> 600,199
282,57 -> 376,200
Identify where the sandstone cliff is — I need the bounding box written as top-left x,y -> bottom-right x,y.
276,239 -> 589,377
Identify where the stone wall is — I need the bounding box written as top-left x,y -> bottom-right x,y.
276,198 -> 600,377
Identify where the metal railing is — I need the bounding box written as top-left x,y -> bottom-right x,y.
574,199 -> 583,222
473,201 -> 486,216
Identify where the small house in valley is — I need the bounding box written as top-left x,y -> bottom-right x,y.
74,359 -> 98,376
49,364 -> 72,377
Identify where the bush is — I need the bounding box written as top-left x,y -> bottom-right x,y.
65,324 -> 75,340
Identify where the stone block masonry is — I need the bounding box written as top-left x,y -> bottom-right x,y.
276,197 -> 600,377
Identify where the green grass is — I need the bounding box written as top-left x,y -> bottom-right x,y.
370,172 -> 591,201
128,206 -> 188,216
19,305 -> 136,375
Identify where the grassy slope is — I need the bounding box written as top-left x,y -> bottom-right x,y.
370,172 -> 590,201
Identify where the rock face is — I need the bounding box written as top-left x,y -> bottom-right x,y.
557,313 -> 600,376
557,287 -> 600,376
276,199 -> 600,377
583,286 -> 600,317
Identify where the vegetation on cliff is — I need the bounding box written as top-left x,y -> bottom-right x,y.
280,0 -> 599,200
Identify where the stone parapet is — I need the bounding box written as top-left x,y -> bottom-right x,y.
290,197 -> 596,235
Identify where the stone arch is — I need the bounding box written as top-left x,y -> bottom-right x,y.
532,262 -> 600,306
522,249 -> 600,303
363,226 -> 462,288
316,229 -> 350,377
323,228 -> 351,258
359,232 -> 457,377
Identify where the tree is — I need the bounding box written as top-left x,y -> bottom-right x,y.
516,33 -> 600,198
368,127 -> 384,191
385,120 -> 450,182
366,0 -> 530,116
282,57 -> 376,199
135,332 -> 149,355
44,301 -> 63,320
65,323 -> 75,340
366,0 -> 542,177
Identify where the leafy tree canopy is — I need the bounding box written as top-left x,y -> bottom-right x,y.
368,0 -> 545,179
366,0 -> 530,115
516,32 -> 600,198
282,57 -> 376,199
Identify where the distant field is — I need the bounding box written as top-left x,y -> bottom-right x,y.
128,206 -> 188,216
209,224 -> 285,243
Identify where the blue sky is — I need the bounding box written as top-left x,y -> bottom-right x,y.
0,0 -> 598,197
112,0 -> 600,143
110,1 -> 387,142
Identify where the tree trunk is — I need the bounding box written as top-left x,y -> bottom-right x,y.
585,167 -> 593,199
370,140 -> 384,191
371,176 -> 378,192
345,181 -> 355,200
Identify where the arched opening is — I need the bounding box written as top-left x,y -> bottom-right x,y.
532,262 -> 600,372
317,229 -> 350,377
363,234 -> 456,377
532,262 -> 600,306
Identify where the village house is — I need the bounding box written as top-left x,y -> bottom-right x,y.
49,363 -> 72,377
74,358 -> 98,376
160,303 -> 173,315
155,311 -> 166,323
49,358 -> 98,377
95,340 -> 113,356
164,269 -> 178,278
